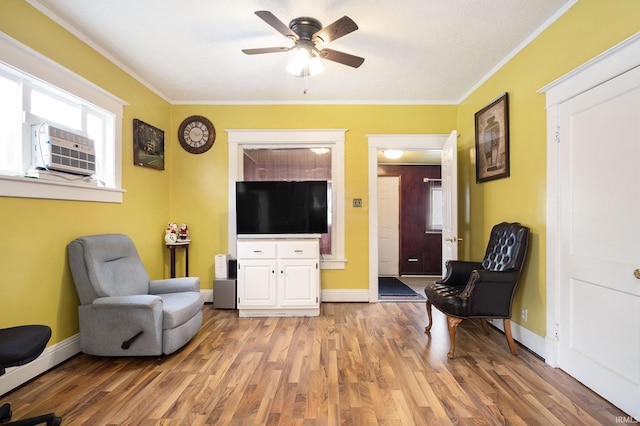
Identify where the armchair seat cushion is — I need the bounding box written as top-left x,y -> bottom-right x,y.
161,292 -> 205,329
424,283 -> 467,318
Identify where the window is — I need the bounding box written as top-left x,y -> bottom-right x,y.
426,179 -> 443,232
228,129 -> 346,269
0,33 -> 125,203
242,147 -> 333,255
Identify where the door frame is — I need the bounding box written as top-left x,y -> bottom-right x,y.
540,32 -> 640,366
367,134 -> 449,302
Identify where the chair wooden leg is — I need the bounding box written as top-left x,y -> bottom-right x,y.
446,316 -> 462,358
425,300 -> 433,332
480,319 -> 491,335
503,319 -> 518,355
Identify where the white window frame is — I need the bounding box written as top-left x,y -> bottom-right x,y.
227,129 -> 347,270
425,178 -> 443,233
0,32 -> 126,203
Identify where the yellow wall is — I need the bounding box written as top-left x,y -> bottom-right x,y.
169,105 -> 456,291
457,0 -> 640,335
0,1 -> 172,343
2,0 -> 639,352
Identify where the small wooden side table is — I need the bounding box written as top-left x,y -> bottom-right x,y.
166,240 -> 190,278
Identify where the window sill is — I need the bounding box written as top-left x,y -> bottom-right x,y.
0,174 -> 125,203
320,258 -> 347,270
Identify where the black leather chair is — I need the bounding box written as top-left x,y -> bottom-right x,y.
0,325 -> 62,425
425,222 -> 530,358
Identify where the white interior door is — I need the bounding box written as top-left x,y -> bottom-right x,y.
441,130 -> 459,276
377,176 -> 400,276
557,65 -> 640,419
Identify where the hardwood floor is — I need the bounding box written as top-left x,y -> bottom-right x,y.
1,302 -> 627,425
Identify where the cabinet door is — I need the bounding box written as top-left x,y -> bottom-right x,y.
237,260 -> 277,307
279,260 -> 318,307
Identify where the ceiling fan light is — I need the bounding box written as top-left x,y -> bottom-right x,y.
287,47 -> 310,75
383,150 -> 404,159
308,56 -> 324,76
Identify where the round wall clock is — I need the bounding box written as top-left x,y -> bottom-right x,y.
178,115 -> 216,154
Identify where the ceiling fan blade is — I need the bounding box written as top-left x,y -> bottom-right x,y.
319,48 -> 365,68
313,16 -> 358,44
242,47 -> 291,55
255,10 -> 297,40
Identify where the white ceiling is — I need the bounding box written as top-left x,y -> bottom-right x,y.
28,0 -> 573,104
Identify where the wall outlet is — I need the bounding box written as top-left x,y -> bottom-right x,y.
353,198 -> 362,207
521,307 -> 528,322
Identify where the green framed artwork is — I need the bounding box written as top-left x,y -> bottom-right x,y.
133,119 -> 165,170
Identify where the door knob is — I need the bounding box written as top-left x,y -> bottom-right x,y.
444,237 -> 463,242
634,269 -> 640,279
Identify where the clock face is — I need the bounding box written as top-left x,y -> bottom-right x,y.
178,115 -> 216,154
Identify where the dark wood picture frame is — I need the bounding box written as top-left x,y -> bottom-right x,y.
475,93 -> 510,183
133,119 -> 165,170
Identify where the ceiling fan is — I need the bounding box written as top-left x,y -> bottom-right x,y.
242,11 -> 365,77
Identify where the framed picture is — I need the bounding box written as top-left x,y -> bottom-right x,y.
133,119 -> 165,170
475,93 -> 509,183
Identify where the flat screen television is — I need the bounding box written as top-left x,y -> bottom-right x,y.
236,180 -> 328,235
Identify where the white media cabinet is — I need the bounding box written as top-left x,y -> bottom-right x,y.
236,238 -> 320,317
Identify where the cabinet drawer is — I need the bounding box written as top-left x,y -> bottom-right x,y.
278,241 -> 318,259
237,242 -> 276,259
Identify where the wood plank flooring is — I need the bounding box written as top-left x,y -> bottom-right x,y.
1,302 -> 628,425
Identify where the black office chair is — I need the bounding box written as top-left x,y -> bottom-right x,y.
0,325 -> 62,425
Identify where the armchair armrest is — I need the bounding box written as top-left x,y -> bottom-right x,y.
472,269 -> 519,283
93,294 -> 162,308
437,260 -> 484,286
459,269 -> 520,317
81,295 -> 164,356
149,277 -> 200,294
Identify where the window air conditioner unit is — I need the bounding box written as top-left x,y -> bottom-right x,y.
32,124 -> 96,176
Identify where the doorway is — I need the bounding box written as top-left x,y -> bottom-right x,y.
367,133 -> 457,302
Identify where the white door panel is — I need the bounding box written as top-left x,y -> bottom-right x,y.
378,176 -> 400,276
558,64 -> 640,418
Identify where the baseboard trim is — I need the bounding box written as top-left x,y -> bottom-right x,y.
486,318 -> 546,359
202,289 -> 213,303
321,289 -> 369,302
0,333 -> 80,397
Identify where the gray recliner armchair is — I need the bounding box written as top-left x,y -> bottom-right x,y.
67,234 -> 204,356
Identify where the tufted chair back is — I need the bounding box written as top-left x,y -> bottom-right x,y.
481,222 -> 530,272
